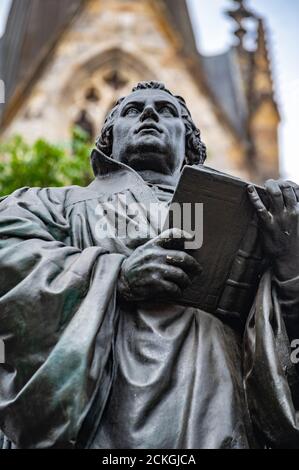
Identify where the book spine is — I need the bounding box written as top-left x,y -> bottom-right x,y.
216,219 -> 266,331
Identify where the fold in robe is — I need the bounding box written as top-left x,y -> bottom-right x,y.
0,186 -> 124,448
0,151 -> 298,449
244,272 -> 299,448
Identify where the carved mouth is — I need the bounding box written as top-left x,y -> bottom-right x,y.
136,123 -> 162,134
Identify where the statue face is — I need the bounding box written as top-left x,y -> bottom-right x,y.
111,89 -> 185,177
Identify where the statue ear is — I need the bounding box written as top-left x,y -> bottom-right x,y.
184,124 -> 207,166
185,139 -> 207,166
96,124 -> 113,157
197,141 -> 207,165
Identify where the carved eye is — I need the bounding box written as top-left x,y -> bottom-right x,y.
124,107 -> 140,116
159,106 -> 175,116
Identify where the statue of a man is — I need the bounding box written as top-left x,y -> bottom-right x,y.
1,81 -> 299,449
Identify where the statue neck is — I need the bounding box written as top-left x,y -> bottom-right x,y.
136,169 -> 179,188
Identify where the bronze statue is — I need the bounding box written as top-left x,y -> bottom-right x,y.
0,81 -> 299,449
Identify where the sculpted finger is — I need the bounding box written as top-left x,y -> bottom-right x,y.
154,229 -> 194,250
265,179 -> 284,213
280,181 -> 297,209
153,279 -> 182,299
162,265 -> 192,290
137,263 -> 191,290
248,185 -> 272,225
286,180 -> 299,203
165,250 -> 202,277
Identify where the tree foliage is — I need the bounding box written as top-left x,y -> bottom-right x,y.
0,127 -> 93,197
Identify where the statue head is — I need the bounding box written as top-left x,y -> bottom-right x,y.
94,81 -> 207,183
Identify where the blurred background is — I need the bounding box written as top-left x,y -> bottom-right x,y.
0,0 -> 298,194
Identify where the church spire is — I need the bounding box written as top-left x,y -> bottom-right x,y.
224,1 -> 280,181
226,0 -> 256,50
252,18 -> 274,97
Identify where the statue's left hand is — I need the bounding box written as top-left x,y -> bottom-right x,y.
248,179 -> 299,281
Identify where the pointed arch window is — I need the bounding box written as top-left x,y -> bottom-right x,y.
85,87 -> 100,103
104,70 -> 128,90
73,109 -> 94,141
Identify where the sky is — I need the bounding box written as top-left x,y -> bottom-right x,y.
0,0 -> 298,180
188,0 -> 299,180
0,0 -> 10,37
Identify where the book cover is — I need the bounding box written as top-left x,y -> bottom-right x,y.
165,165 -> 268,329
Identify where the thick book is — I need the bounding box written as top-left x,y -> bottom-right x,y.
164,165 -> 268,329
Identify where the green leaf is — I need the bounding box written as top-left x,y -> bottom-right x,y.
0,131 -> 94,196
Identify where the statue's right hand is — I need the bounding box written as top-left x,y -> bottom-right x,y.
117,229 -> 202,303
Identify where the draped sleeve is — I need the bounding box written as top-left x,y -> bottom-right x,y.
0,187 -> 125,448
244,270 -> 299,448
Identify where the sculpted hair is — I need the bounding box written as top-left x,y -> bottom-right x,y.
95,81 -> 207,168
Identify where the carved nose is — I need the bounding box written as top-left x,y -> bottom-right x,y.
140,105 -> 159,122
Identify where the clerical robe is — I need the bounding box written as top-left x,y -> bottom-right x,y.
1,149 -> 299,449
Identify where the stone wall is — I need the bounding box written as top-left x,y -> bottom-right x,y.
4,0 -> 248,178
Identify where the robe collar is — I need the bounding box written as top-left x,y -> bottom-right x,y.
90,147 -> 149,182
85,148 -> 161,206
88,148 -> 174,200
